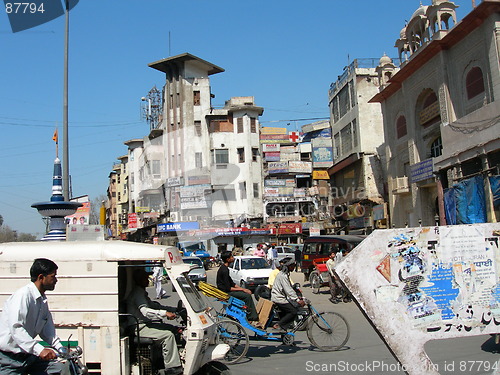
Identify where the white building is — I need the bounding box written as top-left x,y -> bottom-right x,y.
145,53 -> 264,227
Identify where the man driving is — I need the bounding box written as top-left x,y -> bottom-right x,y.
270,257 -> 305,331
126,268 -> 182,375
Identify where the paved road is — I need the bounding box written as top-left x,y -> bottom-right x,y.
156,269 -> 500,375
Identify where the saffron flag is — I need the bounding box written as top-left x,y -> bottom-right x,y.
52,129 -> 58,143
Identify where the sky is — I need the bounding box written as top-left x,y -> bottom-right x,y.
0,0 -> 476,236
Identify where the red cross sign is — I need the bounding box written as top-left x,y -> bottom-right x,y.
289,131 -> 300,142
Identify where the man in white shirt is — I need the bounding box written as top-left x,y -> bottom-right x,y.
126,268 -> 182,375
0,258 -> 70,374
152,265 -> 167,299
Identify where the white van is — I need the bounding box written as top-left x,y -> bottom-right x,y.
0,241 -> 228,375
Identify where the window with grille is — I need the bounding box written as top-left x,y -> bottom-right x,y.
253,183 -> 259,198
466,67 -> 485,100
195,152 -> 203,168
212,149 -> 229,164
152,160 -> 161,179
396,116 -> 407,139
195,120 -> 201,136
430,137 -> 443,158
338,85 -> 350,119
239,182 -> 246,200
340,124 -> 352,155
237,118 -> 243,133
250,118 -> 256,133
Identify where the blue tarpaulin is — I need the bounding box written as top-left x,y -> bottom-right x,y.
443,188 -> 457,225
444,175 -> 487,224
489,175 -> 500,207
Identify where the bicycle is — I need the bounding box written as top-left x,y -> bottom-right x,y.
199,282 -> 350,363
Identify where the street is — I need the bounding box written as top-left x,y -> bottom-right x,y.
153,268 -> 499,375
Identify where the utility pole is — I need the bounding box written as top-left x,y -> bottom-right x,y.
62,0 -> 70,201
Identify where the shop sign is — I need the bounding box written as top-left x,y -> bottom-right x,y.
157,221 -> 200,232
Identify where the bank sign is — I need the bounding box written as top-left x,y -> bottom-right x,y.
157,221 -> 200,232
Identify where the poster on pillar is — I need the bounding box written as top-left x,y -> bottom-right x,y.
335,223 -> 500,375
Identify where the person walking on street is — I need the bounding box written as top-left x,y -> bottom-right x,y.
0,258 -> 70,374
294,246 -> 302,272
152,265 -> 167,299
326,251 -> 341,304
267,244 -> 278,269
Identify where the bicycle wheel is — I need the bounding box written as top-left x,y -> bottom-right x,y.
215,320 -> 249,364
306,311 -> 349,351
309,271 -> 321,294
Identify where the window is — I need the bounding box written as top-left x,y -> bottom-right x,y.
352,119 -> 358,148
338,85 -> 350,119
237,118 -> 243,133
237,148 -> 245,163
213,149 -> 229,164
252,147 -> 259,162
430,137 -> 443,158
193,91 -> 201,106
195,152 -> 203,168
340,124 -> 352,155
466,67 -> 485,100
212,184 -> 236,201
239,182 -> 246,200
396,116 -> 407,139
253,183 -> 259,198
419,91 -> 440,127
152,160 -> 161,179
250,118 -> 257,133
194,121 -> 201,136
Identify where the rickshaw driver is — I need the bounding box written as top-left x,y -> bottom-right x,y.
270,258 -> 305,331
216,251 -> 259,322
127,268 -> 183,375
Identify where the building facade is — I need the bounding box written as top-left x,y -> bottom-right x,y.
372,0 -> 500,227
327,59 -> 388,234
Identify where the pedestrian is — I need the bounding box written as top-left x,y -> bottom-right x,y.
127,268 -> 183,375
326,251 -> 341,304
267,244 -> 278,269
294,246 -> 302,272
152,265 -> 167,299
253,243 -> 266,258
0,258 -> 70,374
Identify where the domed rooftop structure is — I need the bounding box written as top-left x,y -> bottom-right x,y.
411,4 -> 428,20
379,54 -> 392,66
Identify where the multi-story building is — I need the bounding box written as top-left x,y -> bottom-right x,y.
105,165 -> 119,237
372,0 -> 500,227
112,53 -> 265,241
327,59 -> 388,234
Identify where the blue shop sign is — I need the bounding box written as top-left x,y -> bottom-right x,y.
157,221 -> 200,232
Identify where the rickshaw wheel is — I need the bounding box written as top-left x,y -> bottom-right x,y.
214,320 -> 249,364
309,271 -> 321,294
306,311 -> 350,351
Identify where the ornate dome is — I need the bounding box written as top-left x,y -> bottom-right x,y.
379,54 -> 392,65
432,0 -> 447,4
400,26 -> 407,39
411,4 -> 428,20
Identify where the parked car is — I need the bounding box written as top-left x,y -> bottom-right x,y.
301,235 -> 366,279
274,246 -> 295,261
228,256 -> 272,289
182,256 -> 207,285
